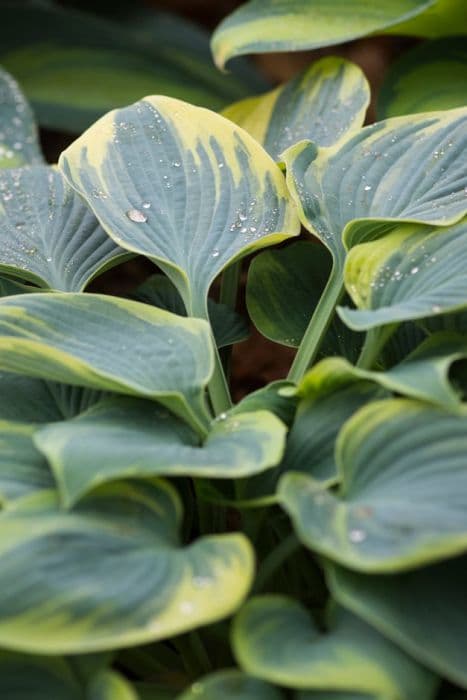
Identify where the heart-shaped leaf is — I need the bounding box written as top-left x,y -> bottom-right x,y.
0,421 -> 53,504
0,2 -> 267,133
378,37 -> 467,119
0,67 -> 43,168
246,241 -> 362,360
35,396 -> 286,506
341,219 -> 467,331
280,398 -> 467,572
0,293 -> 213,434
211,0 -> 436,68
0,480 -> 253,653
222,58 -> 369,160
284,108 -> 467,271
0,165 -> 128,291
328,555 -> 467,688
134,274 -> 249,349
59,95 -> 300,316
177,670 -> 284,699
232,596 -> 435,697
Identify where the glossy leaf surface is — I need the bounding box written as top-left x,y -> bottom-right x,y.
233,596 -> 435,697
341,219 -> 467,330
0,293 -> 213,433
0,67 -> 43,168
178,670 -> 283,699
0,166 -> 127,291
212,0 -> 435,68
284,108 -> 467,270
35,396 -> 286,506
59,96 -> 300,313
329,555 -> 467,687
223,58 -> 369,160
378,37 -> 467,118
0,481 -> 253,652
281,399 -> 467,572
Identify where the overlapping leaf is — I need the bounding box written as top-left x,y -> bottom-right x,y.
281,398 -> 467,572
0,480 -> 253,653
35,396 -> 286,506
0,67 -> 43,168
177,670 -> 283,699
284,108 -> 467,270
246,241 -> 361,360
0,2 -> 267,132
341,219 -> 467,331
0,421 -> 52,504
134,274 -> 249,348
0,293 -> 213,433
223,58 -> 369,160
232,596 -> 435,697
0,166 -> 127,291
59,96 -> 300,315
211,0 -> 436,68
329,555 -> 467,687
378,37 -> 467,118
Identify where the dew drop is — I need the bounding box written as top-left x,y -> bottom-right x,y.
349,528 -> 366,543
126,209 -> 147,223
431,305 -> 442,313
211,249 -> 220,258
217,412 -> 227,421
141,202 -> 151,209
363,185 -> 372,191
410,266 -> 419,275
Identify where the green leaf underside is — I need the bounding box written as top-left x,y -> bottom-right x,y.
35,396 -> 286,506
341,219 -> 467,330
59,95 -> 300,313
0,293 -> 213,433
299,333 -> 467,410
329,555 -> 467,687
0,68 -> 43,168
134,274 -> 249,348
0,481 -> 253,653
177,670 -> 283,699
280,398 -> 467,572
211,0 -> 436,68
246,241 -> 361,360
222,57 -> 369,160
284,108 -> 467,270
378,37 -> 467,119
0,275 -> 36,297
0,3 -> 267,133
232,596 -> 435,697
0,165 -> 127,291
0,372 -> 104,423
0,421 -> 53,504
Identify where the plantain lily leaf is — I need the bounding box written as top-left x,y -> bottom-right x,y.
280,398 -> 467,572
377,38 -> 467,119
59,96 -> 300,316
328,555 -> 467,688
299,333 -> 467,410
177,669 -> 284,699
0,165 -> 128,291
222,58 -> 369,160
134,274 -> 249,349
246,241 -> 362,360
34,396 -> 286,506
231,380 -> 298,425
211,0 -> 436,69
0,421 -> 53,504
0,293 -> 213,434
0,651 -> 141,699
284,108 -> 467,271
232,596 -> 436,697
384,0 -> 467,37
0,480 -> 253,653
0,67 -> 43,168
0,275 -> 36,296
0,3 -> 267,133
298,694 -> 377,700
340,219 -> 467,331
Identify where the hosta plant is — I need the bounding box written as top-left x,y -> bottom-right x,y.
0,23 -> 467,700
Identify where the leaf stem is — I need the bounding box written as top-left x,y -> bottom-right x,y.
253,533 -> 301,593
288,267 -> 343,383
219,262 -> 242,380
356,325 -> 396,369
